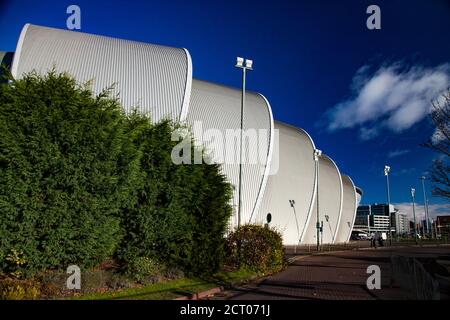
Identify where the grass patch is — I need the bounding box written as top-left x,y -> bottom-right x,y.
74,269 -> 259,300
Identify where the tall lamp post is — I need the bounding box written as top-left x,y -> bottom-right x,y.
384,165 -> 393,245
314,149 -> 322,251
420,176 -> 430,238
235,57 -> 253,229
411,187 -> 418,244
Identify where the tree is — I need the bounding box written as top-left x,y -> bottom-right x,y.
423,89 -> 450,199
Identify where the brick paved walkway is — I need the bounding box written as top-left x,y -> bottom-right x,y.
212,246 -> 450,300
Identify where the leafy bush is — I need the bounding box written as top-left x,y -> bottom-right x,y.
125,256 -> 163,283
0,71 -> 140,274
0,278 -> 40,300
226,225 -> 285,273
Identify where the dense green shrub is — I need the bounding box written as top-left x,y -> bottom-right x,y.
0,72 -> 140,274
226,225 -> 285,273
116,117 -> 233,276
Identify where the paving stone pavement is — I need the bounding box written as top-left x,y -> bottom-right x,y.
211,246 -> 450,300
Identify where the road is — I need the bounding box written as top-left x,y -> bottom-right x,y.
211,246 -> 450,300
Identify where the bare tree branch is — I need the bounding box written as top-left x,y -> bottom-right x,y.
422,89 -> 450,199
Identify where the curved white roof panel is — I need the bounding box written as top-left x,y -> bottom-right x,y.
301,154 -> 343,244
186,79 -> 274,228
335,175 -> 357,243
11,24 -> 192,123
256,121 -> 317,245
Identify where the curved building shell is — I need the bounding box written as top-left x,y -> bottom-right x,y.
256,121 -> 316,245
335,175 -> 357,243
301,154 -> 343,244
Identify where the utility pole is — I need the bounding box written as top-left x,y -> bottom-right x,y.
411,188 -> 418,245
314,149 -> 322,251
384,165 -> 393,245
420,176 -> 430,238
235,57 -> 253,229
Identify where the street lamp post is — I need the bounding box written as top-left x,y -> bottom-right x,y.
314,149 -> 322,251
235,57 -> 253,229
420,176 -> 430,238
289,200 -> 300,253
384,165 -> 393,245
411,188 -> 418,244
325,215 -> 334,243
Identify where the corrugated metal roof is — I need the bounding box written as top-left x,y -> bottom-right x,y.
11,24 -> 192,123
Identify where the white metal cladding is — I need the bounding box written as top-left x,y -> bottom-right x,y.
11,24 -> 192,123
335,175 -> 357,243
186,79 -> 273,228
301,154 -> 343,244
256,121 -> 317,245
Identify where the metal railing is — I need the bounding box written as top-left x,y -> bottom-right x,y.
390,255 -> 440,300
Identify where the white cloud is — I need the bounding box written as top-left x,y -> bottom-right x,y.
394,202 -> 450,221
388,149 -> 410,158
326,62 -> 450,139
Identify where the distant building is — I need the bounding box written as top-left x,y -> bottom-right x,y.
436,215 -> 450,239
353,203 -> 397,235
396,213 -> 410,235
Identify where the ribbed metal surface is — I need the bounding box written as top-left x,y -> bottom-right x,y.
335,175 -> 357,243
301,154 -> 343,244
256,121 -> 317,245
186,79 -> 273,229
11,24 -> 191,123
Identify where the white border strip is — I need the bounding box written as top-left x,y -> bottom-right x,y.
248,93 -> 275,224
322,154 -> 344,244
179,48 -> 193,122
10,23 -> 30,79
345,175 -> 358,242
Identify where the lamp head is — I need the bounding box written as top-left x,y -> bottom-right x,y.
245,59 -> 253,70
235,57 -> 244,68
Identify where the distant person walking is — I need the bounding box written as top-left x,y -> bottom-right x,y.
378,232 -> 384,247
371,233 -> 377,248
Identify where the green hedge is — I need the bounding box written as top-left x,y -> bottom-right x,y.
116,116 -> 233,275
226,225 -> 285,273
0,71 -> 232,277
0,71 -> 137,275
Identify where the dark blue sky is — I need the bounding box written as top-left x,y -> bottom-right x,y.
1,0 -> 449,214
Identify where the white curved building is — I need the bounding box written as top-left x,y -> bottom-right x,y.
3,24 -> 361,245
256,121 -> 316,245
335,175 -> 357,243
301,154 -> 343,244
